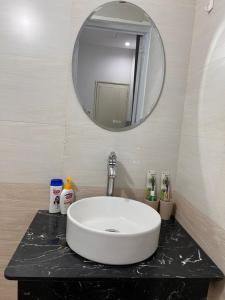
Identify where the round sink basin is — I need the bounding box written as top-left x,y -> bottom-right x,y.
66,196 -> 161,265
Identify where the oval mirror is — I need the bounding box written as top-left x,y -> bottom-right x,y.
72,1 -> 165,131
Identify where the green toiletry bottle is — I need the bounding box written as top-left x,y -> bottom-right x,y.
150,190 -> 157,201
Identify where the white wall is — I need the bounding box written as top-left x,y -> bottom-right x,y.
144,28 -> 165,115
175,0 -> 225,298
77,42 -> 134,116
176,0 -> 225,238
0,0 -> 195,190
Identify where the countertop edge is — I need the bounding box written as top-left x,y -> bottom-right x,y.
4,210 -> 225,281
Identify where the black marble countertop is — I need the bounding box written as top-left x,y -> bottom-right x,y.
5,210 -> 224,281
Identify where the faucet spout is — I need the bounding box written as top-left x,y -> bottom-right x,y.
107,152 -> 117,196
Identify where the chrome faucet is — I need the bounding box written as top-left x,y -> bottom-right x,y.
107,152 -> 117,196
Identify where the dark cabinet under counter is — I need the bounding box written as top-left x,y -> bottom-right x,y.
5,210 -> 223,300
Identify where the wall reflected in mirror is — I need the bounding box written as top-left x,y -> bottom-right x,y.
73,1 -> 165,131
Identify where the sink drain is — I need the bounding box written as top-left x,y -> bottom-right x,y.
105,228 -> 120,233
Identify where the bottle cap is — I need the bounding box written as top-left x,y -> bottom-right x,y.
64,177 -> 72,190
50,179 -> 63,187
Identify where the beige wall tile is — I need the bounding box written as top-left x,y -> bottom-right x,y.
0,0 -> 73,60
0,183 -> 49,300
0,56 -> 69,125
0,122 -> 65,183
175,0 -> 225,298
176,0 -> 225,226
175,193 -> 225,300
63,121 -> 180,189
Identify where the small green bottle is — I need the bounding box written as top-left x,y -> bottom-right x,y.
146,174 -> 157,201
150,190 -> 157,201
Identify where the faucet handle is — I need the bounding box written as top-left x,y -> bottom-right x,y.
108,152 -> 117,166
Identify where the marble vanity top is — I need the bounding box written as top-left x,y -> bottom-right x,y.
5,210 -> 224,281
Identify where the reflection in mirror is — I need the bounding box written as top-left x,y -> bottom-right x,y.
73,1 -> 165,131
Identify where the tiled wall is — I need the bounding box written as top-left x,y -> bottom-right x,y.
65,0 -> 195,189
0,0 -> 195,299
175,0 -> 225,299
0,0 -> 195,187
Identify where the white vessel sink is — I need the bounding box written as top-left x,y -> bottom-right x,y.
66,196 -> 161,265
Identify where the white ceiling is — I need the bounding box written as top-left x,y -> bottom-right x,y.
80,27 -> 137,50
93,2 -> 151,25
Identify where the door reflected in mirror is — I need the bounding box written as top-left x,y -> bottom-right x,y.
73,1 -> 165,131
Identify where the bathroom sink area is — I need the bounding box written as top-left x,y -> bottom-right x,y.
5,210 -> 224,299
66,196 -> 161,265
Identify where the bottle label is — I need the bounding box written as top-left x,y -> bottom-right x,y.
64,193 -> 73,205
51,187 -> 62,209
49,185 -> 62,213
53,188 -> 61,195
54,195 -> 60,207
